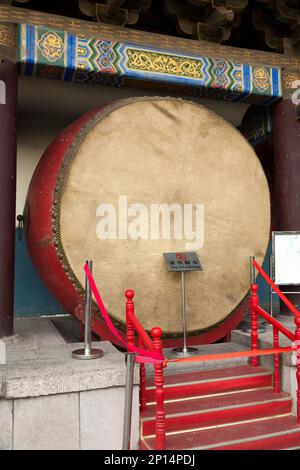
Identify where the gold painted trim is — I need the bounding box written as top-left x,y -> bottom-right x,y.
0,23 -> 17,62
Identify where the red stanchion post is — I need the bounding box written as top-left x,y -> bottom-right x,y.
125,290 -> 135,349
273,326 -> 280,393
139,336 -> 147,412
151,326 -> 166,450
294,316 -> 300,423
250,283 -> 259,367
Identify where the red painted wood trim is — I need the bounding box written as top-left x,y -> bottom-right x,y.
151,327 -> 166,450
256,305 -> 295,341
125,289 -> 135,349
273,326 -> 280,393
294,316 -> 300,424
250,284 -> 259,367
126,290 -> 153,351
253,258 -> 300,317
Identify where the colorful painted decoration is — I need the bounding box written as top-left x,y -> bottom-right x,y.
18,24 -> 282,104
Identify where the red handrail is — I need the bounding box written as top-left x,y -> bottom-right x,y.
255,304 -> 295,342
253,258 -> 300,317
251,259 -> 300,421
125,290 -> 166,450
123,260 -> 300,449
126,309 -> 154,351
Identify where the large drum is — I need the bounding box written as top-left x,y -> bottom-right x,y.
26,97 -> 270,346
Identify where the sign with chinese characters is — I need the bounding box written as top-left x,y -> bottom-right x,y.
163,252 -> 203,272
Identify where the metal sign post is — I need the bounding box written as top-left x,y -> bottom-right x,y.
122,352 -> 135,450
250,255 -> 256,285
163,252 -> 203,357
245,256 -> 266,333
72,261 -> 103,360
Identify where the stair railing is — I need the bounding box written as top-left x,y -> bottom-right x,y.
251,258 -> 300,421
124,261 -> 300,450
125,290 -> 166,450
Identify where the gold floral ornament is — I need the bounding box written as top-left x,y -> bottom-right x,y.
38,31 -> 65,62
126,49 -> 204,79
0,25 -> 16,49
283,72 -> 300,90
252,67 -> 271,93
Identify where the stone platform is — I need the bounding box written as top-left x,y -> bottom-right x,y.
0,317 -> 139,450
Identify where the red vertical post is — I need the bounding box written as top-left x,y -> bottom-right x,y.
139,337 -> 147,412
273,326 -> 280,393
0,24 -> 17,338
250,283 -> 259,367
151,326 -> 165,450
273,100 -> 300,314
125,290 -> 135,349
294,316 -> 300,423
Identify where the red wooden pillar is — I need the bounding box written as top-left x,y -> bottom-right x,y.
250,284 -> 259,367
125,289 -> 135,348
273,100 -> 300,314
0,24 -> 17,338
151,326 -> 165,450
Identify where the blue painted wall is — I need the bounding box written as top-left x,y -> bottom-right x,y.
256,240 -> 279,312
14,230 -> 67,317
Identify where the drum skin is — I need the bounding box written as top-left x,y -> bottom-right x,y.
26,97 -> 270,347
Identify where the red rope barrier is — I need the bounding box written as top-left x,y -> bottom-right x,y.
84,260 -> 298,366
255,304 -> 295,341
166,346 -> 295,365
84,263 -> 164,363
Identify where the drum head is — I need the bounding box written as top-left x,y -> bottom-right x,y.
53,97 -> 270,335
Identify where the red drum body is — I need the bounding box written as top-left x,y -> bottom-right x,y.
26,97 -> 270,346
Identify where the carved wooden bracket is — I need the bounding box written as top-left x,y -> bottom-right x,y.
78,0 -> 151,27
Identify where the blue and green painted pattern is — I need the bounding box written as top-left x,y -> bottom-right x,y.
18,24 -> 282,105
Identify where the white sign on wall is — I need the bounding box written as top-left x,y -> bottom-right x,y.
273,232 -> 300,285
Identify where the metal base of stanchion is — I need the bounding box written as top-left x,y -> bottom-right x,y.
244,325 -> 267,334
72,348 -> 103,360
169,346 -> 200,358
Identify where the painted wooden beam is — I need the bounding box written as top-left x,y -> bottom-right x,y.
18,23 -> 282,104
